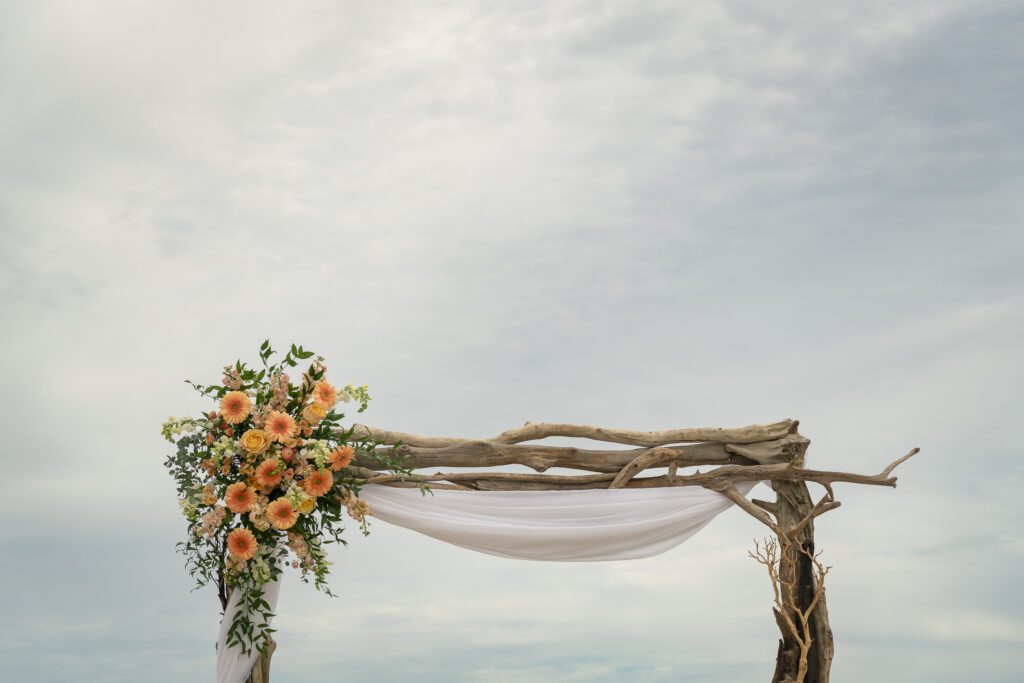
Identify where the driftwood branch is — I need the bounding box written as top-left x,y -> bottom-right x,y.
789,494 -> 841,537
338,418 -> 914,683
751,538 -> 831,683
490,419 -> 796,446
349,435 -> 807,473
350,419 -> 795,449
609,447 -> 679,488
354,447 -> 922,495
719,486 -> 782,534
233,414 -> 914,683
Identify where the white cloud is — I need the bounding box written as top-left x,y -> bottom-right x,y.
1,1 -> 1022,681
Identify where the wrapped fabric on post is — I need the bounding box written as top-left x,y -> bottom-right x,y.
216,577 -> 281,683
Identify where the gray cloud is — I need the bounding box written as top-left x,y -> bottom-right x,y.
1,1 -> 1022,681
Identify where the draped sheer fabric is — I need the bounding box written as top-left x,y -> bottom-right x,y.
216,575 -> 281,683
361,482 -> 759,561
216,482 -> 759,682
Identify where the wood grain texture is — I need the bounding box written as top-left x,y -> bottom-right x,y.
312,420 -> 918,683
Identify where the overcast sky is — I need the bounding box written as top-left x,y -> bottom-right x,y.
1,1 -> 1022,681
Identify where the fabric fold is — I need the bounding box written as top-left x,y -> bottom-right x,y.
360,481 -> 760,561
216,576 -> 281,683
217,482 -> 759,681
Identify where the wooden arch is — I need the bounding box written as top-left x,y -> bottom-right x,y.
246,418 -> 919,683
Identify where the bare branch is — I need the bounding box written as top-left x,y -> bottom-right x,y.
352,439 -> 758,473
788,494 -> 842,537
880,447 -> 921,479
752,498 -> 780,516
718,487 -> 782,534
491,419 -> 796,446
609,447 -> 679,488
751,537 -> 831,683
361,455 -> 921,492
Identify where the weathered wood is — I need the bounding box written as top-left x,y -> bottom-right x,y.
718,485 -> 782,534
490,419 -> 796,446
337,420 -> 917,683
355,441 -> 741,473
356,449 -> 917,494
245,635 -> 275,683
350,434 -> 808,473
609,447 -> 679,488
349,419 -> 796,449
771,481 -> 834,683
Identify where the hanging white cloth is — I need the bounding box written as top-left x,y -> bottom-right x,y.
216,576 -> 281,683
360,481 -> 759,561
216,481 -> 759,682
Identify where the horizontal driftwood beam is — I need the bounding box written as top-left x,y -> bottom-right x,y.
347,419 -> 795,450
358,449 -> 920,492
490,419 -> 796,446
348,433 -> 808,473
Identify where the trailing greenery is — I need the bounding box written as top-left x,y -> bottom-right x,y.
163,341 -> 417,655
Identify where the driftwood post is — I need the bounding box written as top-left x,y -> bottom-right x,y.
245,637 -> 274,683
240,418 -> 915,682
218,560 -> 276,683
768,480 -> 835,682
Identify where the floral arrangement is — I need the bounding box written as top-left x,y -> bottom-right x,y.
162,341 -> 411,655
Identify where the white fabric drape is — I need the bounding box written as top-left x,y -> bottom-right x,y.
216,482 -> 758,682
360,482 -> 759,561
216,576 -> 281,683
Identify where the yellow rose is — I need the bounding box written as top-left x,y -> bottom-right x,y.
298,496 -> 316,514
302,402 -> 327,424
240,428 -> 271,454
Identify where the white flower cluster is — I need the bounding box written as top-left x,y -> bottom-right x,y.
178,497 -> 199,521
300,439 -> 332,469
340,383 -> 372,412
161,416 -> 200,441
211,435 -> 239,464
249,545 -> 276,584
284,482 -> 314,512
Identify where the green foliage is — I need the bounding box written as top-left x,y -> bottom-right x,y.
163,342 -> 418,656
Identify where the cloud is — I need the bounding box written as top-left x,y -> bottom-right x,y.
1,1 -> 1021,681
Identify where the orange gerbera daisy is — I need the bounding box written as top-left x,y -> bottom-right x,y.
328,445 -> 355,471
302,469 -> 333,498
312,380 -> 337,407
267,498 -> 298,530
265,411 -> 297,442
254,458 -> 283,488
226,527 -> 258,561
225,482 -> 256,514
220,391 -> 252,424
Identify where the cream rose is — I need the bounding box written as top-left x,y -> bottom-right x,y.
302,402 -> 327,424
240,428 -> 271,454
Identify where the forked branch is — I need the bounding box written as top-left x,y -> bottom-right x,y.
750,538 -> 831,683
